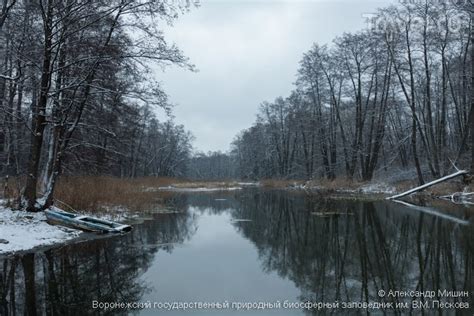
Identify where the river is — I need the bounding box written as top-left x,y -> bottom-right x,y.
0,189 -> 473,315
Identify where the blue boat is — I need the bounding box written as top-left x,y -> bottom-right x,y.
45,209 -> 132,233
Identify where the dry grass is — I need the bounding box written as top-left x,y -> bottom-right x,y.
2,174 -> 473,212
0,176 -> 246,213
1,176 -> 24,200
422,181 -> 467,196
390,179 -> 469,196
0,176 -> 179,212
390,180 -> 417,193
54,176 -> 180,212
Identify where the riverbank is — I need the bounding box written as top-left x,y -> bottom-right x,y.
259,178 -> 472,198
0,204 -> 80,255
0,177 -> 253,255
0,176 -> 472,255
0,201 -> 136,255
2,176 -> 472,211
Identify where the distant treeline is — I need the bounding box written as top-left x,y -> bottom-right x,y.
187,151 -> 237,180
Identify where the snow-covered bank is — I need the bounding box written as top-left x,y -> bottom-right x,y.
0,206 -> 81,255
286,182 -> 397,195
151,186 -> 243,192
0,201 -> 135,255
142,181 -> 260,193
140,180 -> 398,196
359,183 -> 397,194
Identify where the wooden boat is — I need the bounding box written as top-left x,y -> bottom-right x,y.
45,209 -> 132,233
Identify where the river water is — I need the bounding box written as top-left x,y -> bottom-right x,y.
0,189 -> 473,315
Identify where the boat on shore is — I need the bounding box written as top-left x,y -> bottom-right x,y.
45,209 -> 132,233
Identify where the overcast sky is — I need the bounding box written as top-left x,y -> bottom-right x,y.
157,0 -> 395,153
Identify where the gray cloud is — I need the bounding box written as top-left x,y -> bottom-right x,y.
157,0 -> 395,153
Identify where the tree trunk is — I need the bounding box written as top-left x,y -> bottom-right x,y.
406,24 -> 425,185
22,0 -> 53,211
471,9 -> 474,173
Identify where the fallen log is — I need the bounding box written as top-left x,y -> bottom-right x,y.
392,200 -> 470,225
386,170 -> 469,200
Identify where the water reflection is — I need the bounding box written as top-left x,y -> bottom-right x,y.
0,195 -> 196,315
233,191 -> 474,314
0,190 -> 472,315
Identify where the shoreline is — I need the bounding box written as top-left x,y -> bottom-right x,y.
1,177 -> 472,256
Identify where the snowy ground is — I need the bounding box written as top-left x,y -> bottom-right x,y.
144,181 -> 260,193
153,186 -> 243,192
0,202 -> 133,255
289,182 -> 397,195
0,205 -> 81,255
359,183 -> 397,194
93,205 -> 130,221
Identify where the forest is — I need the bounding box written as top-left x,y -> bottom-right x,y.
1,0 -> 474,211
0,1 -> 473,313
231,1 -> 474,184
0,0 -> 195,211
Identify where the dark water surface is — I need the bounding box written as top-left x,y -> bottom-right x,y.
1,189 -> 473,315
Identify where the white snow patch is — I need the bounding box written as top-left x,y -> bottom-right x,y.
148,186 -> 243,192
360,183 -> 396,194
0,207 -> 81,255
237,182 -> 260,187
288,183 -> 310,190
289,182 -> 395,194
95,205 -> 130,221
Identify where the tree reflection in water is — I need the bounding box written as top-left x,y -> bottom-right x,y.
0,195 -> 197,316
0,191 -> 472,315
232,191 -> 473,314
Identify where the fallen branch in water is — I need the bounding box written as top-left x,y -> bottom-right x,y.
386,170 -> 469,200
439,192 -> 474,205
392,199 -> 470,225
